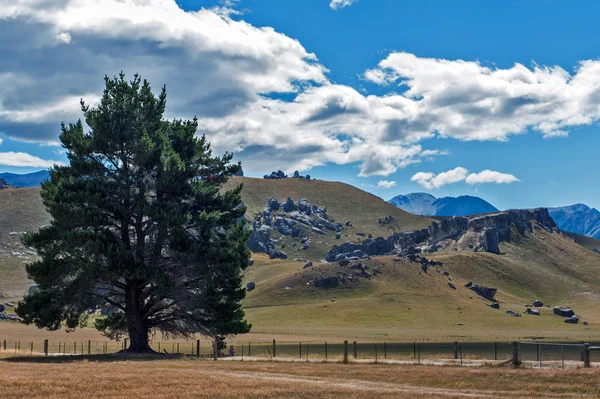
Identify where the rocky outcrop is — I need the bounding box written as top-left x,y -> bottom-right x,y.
0,178 -> 9,190
469,284 -> 497,300
326,208 -> 557,261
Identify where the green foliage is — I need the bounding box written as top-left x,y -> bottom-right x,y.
16,73 -> 251,351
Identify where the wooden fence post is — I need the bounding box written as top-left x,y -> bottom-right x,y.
196,340 -> 200,357
124,338 -> 128,351
353,341 -> 357,359
413,342 -> 416,359
299,342 -> 302,359
512,342 -> 520,367
453,341 -> 458,360
343,340 -> 348,364
43,339 -> 48,356
272,339 -> 276,358
88,340 -> 91,355
580,341 -> 585,361
494,342 -> 497,361
213,339 -> 217,361
584,343 -> 591,368
325,341 -> 328,359
384,342 -> 387,359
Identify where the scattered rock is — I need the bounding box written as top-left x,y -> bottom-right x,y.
468,284 -> 497,300
448,282 -> 456,290
553,306 -> 575,318
283,198 -> 297,212
533,300 -> 543,307
378,215 -> 396,225
464,281 -> 473,288
443,270 -> 450,276
303,261 -> 313,269
338,260 -> 350,266
268,197 -> 280,211
248,259 -> 254,266
525,308 -> 540,316
489,302 -> 500,309
564,315 -> 580,324
246,282 -> 256,291
345,221 -> 352,227
506,309 -> 521,317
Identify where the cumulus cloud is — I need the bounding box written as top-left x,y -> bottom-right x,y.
1,1 -> 599,176
411,167 -> 518,189
377,180 -> 396,189
411,167 -> 468,189
365,52 -> 600,141
0,152 -> 63,167
330,0 -> 359,10
465,170 -> 520,185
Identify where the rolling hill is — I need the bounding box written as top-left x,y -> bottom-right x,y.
389,193 -> 499,217
2,176 -> 600,341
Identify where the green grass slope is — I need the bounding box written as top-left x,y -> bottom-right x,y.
243,228 -> 600,341
0,188 -> 49,297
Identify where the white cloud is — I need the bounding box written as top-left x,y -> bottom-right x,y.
55,32 -> 71,44
0,138 -> 3,145
377,180 -> 396,189
411,167 -> 468,189
411,167 -> 518,189
0,152 -> 63,167
1,1 -> 599,177
330,0 -> 359,10
465,170 -> 519,185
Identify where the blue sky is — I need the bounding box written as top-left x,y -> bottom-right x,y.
1,0 -> 599,210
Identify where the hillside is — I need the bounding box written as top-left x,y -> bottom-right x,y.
549,204 -> 600,240
389,193 -> 499,217
243,224 -> 600,340
2,177 -> 600,341
224,177 -> 434,260
0,188 -> 50,297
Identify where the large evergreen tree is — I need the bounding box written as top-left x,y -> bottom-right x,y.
16,73 -> 251,352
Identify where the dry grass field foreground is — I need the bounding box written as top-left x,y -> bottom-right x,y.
1,356 -> 600,398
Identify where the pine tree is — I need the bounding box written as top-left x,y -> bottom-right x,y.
16,73 -> 251,352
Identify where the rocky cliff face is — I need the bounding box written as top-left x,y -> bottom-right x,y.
326,208 -> 557,261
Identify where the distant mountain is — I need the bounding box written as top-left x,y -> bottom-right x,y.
388,193 -> 437,215
388,193 -> 499,217
0,170 -> 50,188
548,204 -> 600,240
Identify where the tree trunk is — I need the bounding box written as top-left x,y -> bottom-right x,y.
125,280 -> 153,353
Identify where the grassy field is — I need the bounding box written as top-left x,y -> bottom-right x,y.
242,227 -> 600,341
1,356 -> 600,398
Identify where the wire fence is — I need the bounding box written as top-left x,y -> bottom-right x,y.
2,338 -> 598,368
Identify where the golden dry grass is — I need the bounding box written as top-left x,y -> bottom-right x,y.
0,357 -> 599,398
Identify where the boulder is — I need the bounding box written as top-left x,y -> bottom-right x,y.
448,282 -> 456,290
469,284 -> 497,300
489,302 -> 500,309
303,261 -> 313,269
506,309 -> 521,317
268,197 -> 280,211
283,198 -> 297,212
270,250 -> 288,260
312,227 -> 326,235
553,306 -> 575,318
345,221 -> 352,227
246,282 -> 256,291
0,304 -> 4,313
293,170 -> 300,178
564,315 -> 580,324
248,259 -> 254,266
335,233 -> 341,240
298,198 -> 311,214
464,281 -> 473,288
235,166 -> 244,177
525,308 -> 540,316
533,300 -> 543,307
